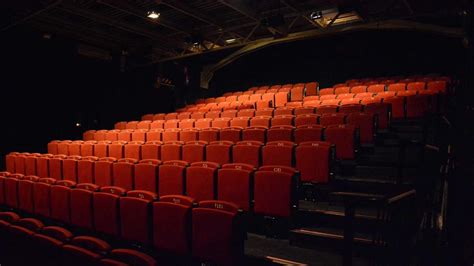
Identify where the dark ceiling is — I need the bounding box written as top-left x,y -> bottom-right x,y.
0,0 -> 469,64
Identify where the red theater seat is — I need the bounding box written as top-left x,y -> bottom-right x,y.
271,115 -> 295,126
335,86 -> 350,95
161,142 -> 182,162
250,116 -> 271,128
94,141 -> 111,158
319,113 -> 346,126
177,112 -> 191,120
274,107 -> 294,116
94,157 -> 116,186
137,120 -> 152,130
232,141 -> 262,168
320,94 -> 337,101
117,130 -> 133,142
141,142 -> 162,160
305,82 -> 318,96
18,175 -> 39,213
212,117 -> 231,129
319,88 -> 334,96
120,190 -> 157,244
274,92 -> 289,107
242,127 -> 266,142
406,94 -> 430,118
179,119 -> 195,129
217,163 -> 254,211
294,107 -> 315,116
105,130 -> 120,141
83,130 -> 96,141
206,141 -> 233,165
290,84 -> 305,102
32,178 -> 55,217
347,113 -> 375,144
109,141 -> 127,159
295,125 -> 323,144
186,162 -> 219,201
134,159 -> 161,193
113,158 -> 137,191
179,128 -> 199,142
49,155 -> 66,180
93,186 -> 126,236
158,161 -> 188,196
182,141 -> 206,163
267,125 -> 294,142
198,128 -> 219,142
192,201 -> 244,266
195,118 -> 213,129
165,113 -> 178,120
316,104 -> 338,114
162,129 -> 181,142
325,125 -> 357,160
255,108 -> 274,117
70,183 -> 99,230
80,141 -> 96,157
190,112 -> 206,120
62,236 -> 111,265
63,155 -> 81,183
351,85 -> 367,93
231,117 -> 250,128
367,84 -> 385,93
115,122 -> 127,130
364,102 -> 390,130
77,156 -> 97,184
219,127 -> 242,143
383,96 -> 405,119
124,141 -> 143,160
153,195 -> 195,255
296,141 -> 331,183
295,114 -> 319,127
50,180 -> 75,223
221,110 -> 238,118
254,166 -> 297,217
150,120 -> 165,129
25,154 -> 38,176
262,141 -> 295,167
94,131 -> 107,141
69,141 -> 83,156
388,83 -> 406,92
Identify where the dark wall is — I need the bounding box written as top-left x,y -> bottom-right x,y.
209,30 -> 466,93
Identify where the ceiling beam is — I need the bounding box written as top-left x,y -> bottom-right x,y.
97,0 -> 190,35
56,5 -> 185,52
159,0 -> 244,39
153,19 -> 464,63
1,0 -> 62,32
33,13 -> 144,48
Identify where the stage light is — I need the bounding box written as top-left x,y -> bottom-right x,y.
225,38 -> 237,44
75,123 -> 81,127
310,11 -> 322,20
147,11 -> 160,19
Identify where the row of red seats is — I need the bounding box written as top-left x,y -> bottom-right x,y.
342,75 -> 450,86
109,113 -> 371,143
0,174 -> 245,265
80,126 -> 356,159
138,101 -> 386,123
194,78 -> 446,108
318,80 -> 446,95
0,211 -> 156,266
1,162 -> 299,218
10,140 -> 332,184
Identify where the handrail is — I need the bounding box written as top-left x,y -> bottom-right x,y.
387,189 -> 416,204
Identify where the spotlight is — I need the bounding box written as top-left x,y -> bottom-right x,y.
225,38 -> 237,44
75,123 -> 81,127
147,11 -> 160,19
310,11 -> 322,20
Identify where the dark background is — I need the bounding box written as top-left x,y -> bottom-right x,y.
0,27 -> 468,168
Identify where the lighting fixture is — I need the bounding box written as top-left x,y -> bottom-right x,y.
310,11 -> 322,20
225,38 -> 237,44
147,11 -> 160,19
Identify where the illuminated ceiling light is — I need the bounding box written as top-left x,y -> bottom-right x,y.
225,38 -> 237,44
310,11 -> 322,20
147,11 -> 160,19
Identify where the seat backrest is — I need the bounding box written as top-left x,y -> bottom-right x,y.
182,142 -> 206,163
242,127 -> 266,142
192,201 -> 243,265
319,113 -> 346,126
179,128 -> 199,142
186,163 -> 218,201
324,125 -> 356,160
296,141 -> 332,183
267,125 -> 294,142
93,186 -> 126,236
253,170 -> 295,218
120,190 -> 157,244
262,141 -> 295,167
158,164 -> 186,196
232,141 -> 263,167
134,159 -> 161,193
160,142 -> 182,162
153,195 -> 195,255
